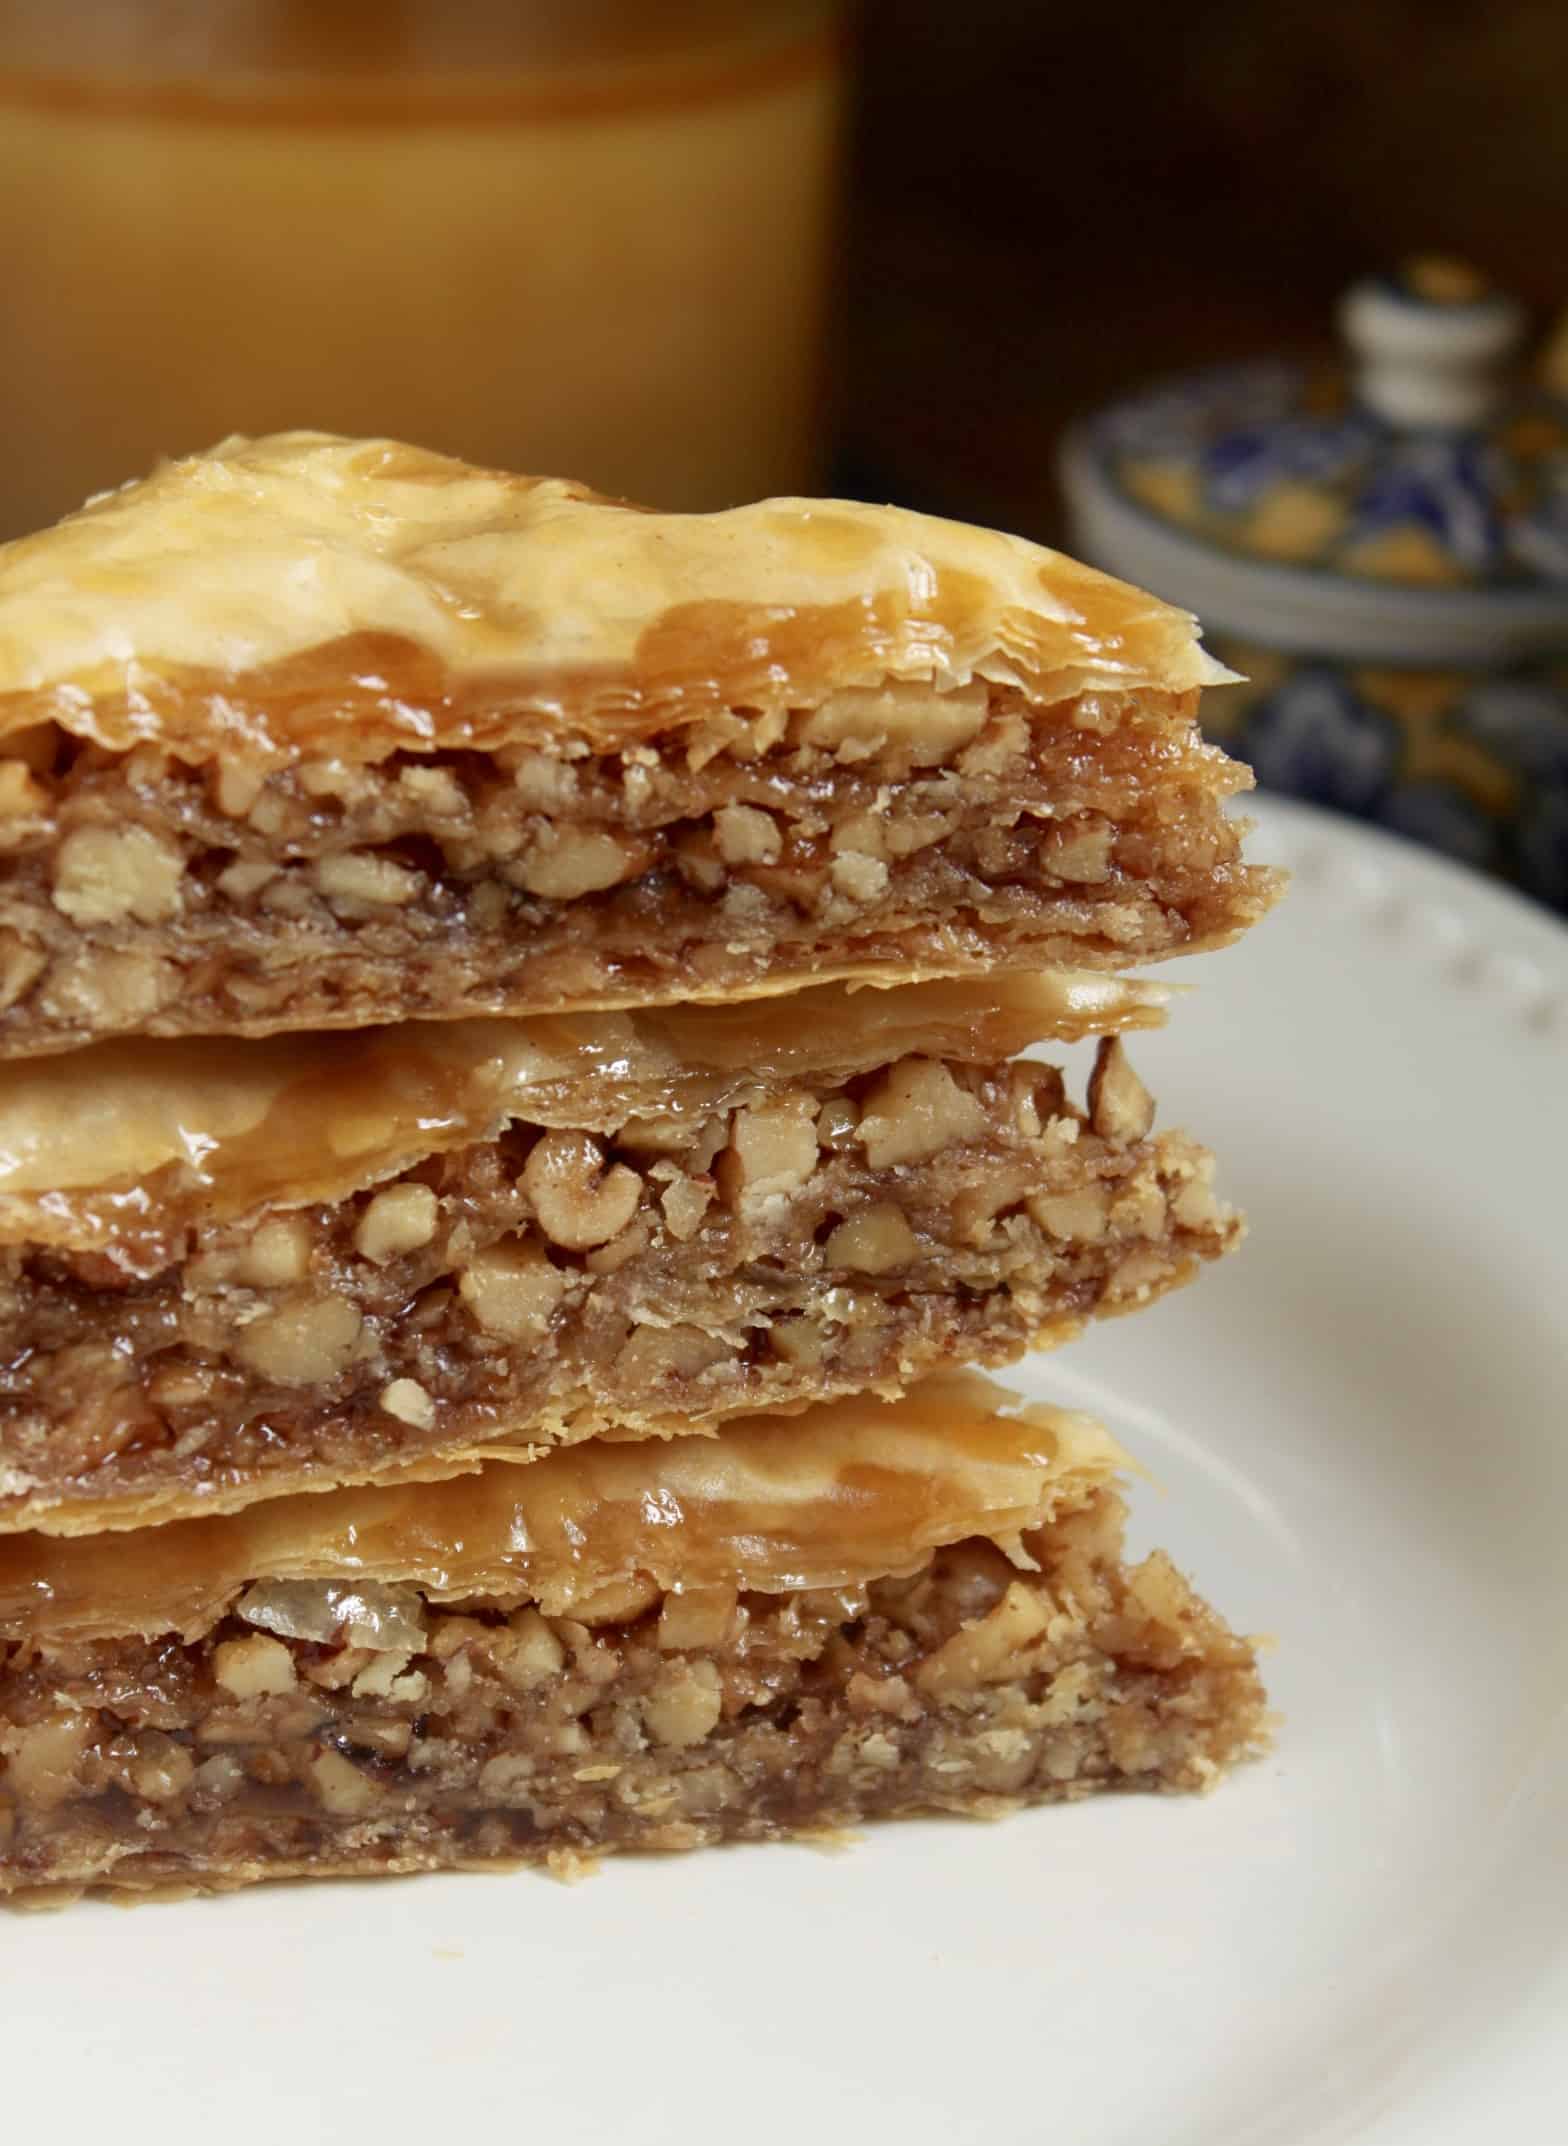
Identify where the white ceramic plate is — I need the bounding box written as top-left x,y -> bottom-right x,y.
6,797 -> 1566,2146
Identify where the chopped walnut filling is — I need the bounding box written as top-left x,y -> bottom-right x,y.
0,685 -> 1278,1053
0,1051 -> 1239,1530
0,1497 -> 1267,1898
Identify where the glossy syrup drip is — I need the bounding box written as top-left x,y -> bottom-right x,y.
0,1375 -> 1125,1643
0,971 -> 1165,1255
0,433 -> 1226,757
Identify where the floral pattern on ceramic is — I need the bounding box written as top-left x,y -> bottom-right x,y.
1203,647 -> 1568,908
1101,371 -> 1568,587
1089,291 -> 1568,596
1062,266 -> 1568,914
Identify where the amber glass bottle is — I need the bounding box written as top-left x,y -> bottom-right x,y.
0,1 -> 844,532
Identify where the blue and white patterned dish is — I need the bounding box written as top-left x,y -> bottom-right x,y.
1059,265 -> 1568,911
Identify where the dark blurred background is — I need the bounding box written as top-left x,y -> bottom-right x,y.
839,0 -> 1568,534
3,0 -> 1565,536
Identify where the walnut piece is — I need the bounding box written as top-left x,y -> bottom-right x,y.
1111,1179 -> 1168,1240
1171,1164 -> 1222,1231
798,679 -> 988,766
300,759 -> 371,804
233,1296 -> 365,1384
215,858 -> 277,901
310,1748 -> 379,1817
259,876 -> 314,919
569,1576 -> 663,1628
1088,1037 -> 1155,1143
52,824 -> 185,926
523,1130 -> 642,1249
857,1057 -> 987,1168
0,931 -> 44,1011
467,879 -> 510,930
824,1202 -> 920,1274
643,1658 -> 724,1749
213,762 -> 265,817
829,810 -> 888,862
509,750 -> 580,812
883,808 -> 955,860
510,828 -> 646,899
397,764 -> 467,817
459,1234 -> 566,1341
615,1323 -> 731,1384
660,1173 -> 713,1241
380,1378 -> 436,1429
584,1213 -> 652,1275
213,1633 -> 298,1699
1104,1246 -> 1179,1304
829,850 -> 890,903
713,803 -> 781,866
657,1587 -> 739,1651
486,1608 -> 567,1691
717,1096 -> 818,1206
246,790 -> 288,837
1127,1550 -> 1197,1626
312,852 -> 423,907
1,1713 -> 92,1809
126,1739 -> 197,1804
231,1215 -> 313,1289
354,1183 -> 439,1264
350,1653 -> 429,1705
615,1113 -> 695,1157
39,947 -> 174,1025
1027,1186 -> 1110,1244
192,1753 -> 245,1805
1042,817 -> 1115,883
770,1317 -> 826,1368
915,1580 -> 1052,1695
1005,1063 -> 1067,1139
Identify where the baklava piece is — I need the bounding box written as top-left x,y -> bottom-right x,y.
0,432 -> 1281,1055
0,978 -> 1236,1532
0,1374 -> 1268,1899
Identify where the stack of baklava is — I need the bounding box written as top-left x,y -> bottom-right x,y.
0,436 -> 1280,1898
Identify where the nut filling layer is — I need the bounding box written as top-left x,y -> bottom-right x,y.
0,1041 -> 1238,1533
0,1494 -> 1268,1899
0,685 -> 1278,1054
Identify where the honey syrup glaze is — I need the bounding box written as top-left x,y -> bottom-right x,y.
0,1374 -> 1126,1644
0,971 -> 1167,1256
0,434 -> 1231,763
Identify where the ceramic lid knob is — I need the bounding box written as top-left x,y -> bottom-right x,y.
1340,260 -> 1527,429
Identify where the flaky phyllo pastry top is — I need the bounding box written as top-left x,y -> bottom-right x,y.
0,1374 -> 1126,1643
0,972 -> 1165,1259
0,432 -> 1229,761
0,432 -> 1277,1056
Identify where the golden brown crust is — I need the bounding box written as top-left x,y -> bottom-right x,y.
0,433 -> 1231,764
0,1494 -> 1269,1901
0,973 -> 1166,1253
0,1157 -> 1229,1540
0,1040 -> 1237,1537
0,438 -> 1278,1054
0,1373 -> 1124,1643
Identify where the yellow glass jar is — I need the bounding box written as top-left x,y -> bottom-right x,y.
0,1 -> 844,533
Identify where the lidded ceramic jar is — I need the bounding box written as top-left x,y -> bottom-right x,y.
1060,262 -> 1568,910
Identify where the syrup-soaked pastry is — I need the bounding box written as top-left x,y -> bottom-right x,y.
0,1373 -> 1268,1899
0,432 -> 1280,1057
0,978 -> 1237,1535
